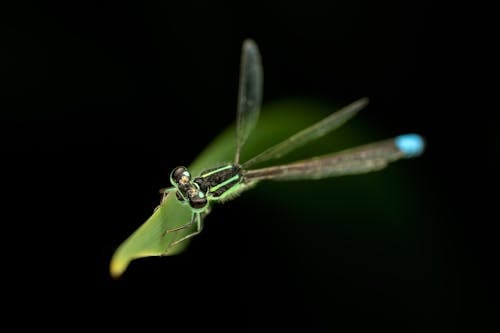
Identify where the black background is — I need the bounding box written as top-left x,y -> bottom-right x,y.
1,1 -> 495,331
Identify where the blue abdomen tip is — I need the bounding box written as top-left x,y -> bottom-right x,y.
395,134 -> 425,158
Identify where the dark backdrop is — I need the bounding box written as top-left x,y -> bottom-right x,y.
1,1 -> 495,331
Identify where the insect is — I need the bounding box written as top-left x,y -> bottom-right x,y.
159,39 -> 425,250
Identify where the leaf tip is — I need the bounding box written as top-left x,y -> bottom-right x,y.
109,254 -> 130,279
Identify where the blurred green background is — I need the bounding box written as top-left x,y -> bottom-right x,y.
1,1 -> 493,332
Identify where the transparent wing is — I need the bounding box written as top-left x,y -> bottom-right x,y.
235,39 -> 263,164
242,98 -> 369,168
242,134 -> 425,181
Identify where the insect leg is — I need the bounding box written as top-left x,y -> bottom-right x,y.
159,187 -> 175,204
168,213 -> 204,248
154,187 -> 176,212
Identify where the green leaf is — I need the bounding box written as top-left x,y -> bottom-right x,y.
110,100 -> 334,278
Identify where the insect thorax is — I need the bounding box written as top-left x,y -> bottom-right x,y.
194,164 -> 242,199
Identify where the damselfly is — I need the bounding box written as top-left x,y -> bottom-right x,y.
159,39 -> 425,249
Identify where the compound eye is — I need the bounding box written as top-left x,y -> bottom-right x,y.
170,166 -> 190,185
189,195 -> 207,210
